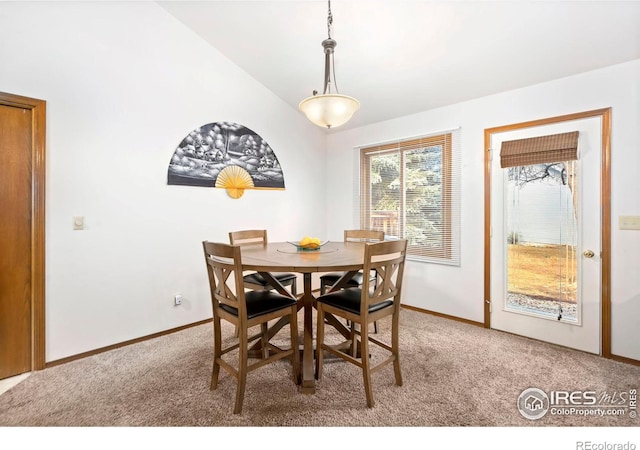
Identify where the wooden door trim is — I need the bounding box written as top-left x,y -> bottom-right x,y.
483,108 -> 612,358
0,92 -> 46,370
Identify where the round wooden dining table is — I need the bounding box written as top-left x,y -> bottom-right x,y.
239,240 -> 366,394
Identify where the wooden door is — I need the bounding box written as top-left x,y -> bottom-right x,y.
0,92 -> 46,379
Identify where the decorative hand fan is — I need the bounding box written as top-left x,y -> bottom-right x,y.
167,121 -> 285,198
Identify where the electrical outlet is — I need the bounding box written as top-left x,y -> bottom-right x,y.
174,293 -> 183,306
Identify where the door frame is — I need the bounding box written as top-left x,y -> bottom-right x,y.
483,108 -> 611,358
0,92 -> 46,371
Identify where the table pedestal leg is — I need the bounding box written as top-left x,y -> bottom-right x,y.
300,273 -> 316,394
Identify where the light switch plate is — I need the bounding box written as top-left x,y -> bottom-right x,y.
619,215 -> 640,230
73,216 -> 84,230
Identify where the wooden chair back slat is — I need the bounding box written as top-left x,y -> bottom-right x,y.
229,229 -> 268,247
344,229 -> 384,243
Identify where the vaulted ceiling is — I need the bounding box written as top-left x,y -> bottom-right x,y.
158,1 -> 640,131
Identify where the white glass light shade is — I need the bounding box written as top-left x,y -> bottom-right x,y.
298,94 -> 360,129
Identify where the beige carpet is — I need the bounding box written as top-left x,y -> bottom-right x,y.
0,308 -> 638,427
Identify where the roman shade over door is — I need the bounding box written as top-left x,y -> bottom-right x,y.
500,131 -> 579,168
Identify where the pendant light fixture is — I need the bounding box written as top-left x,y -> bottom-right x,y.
299,1 -> 360,129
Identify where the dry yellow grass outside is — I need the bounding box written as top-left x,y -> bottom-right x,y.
507,243 -> 577,303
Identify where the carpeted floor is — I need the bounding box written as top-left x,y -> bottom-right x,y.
0,308 -> 638,427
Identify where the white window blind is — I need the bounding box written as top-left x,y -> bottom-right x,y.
358,128 -> 461,265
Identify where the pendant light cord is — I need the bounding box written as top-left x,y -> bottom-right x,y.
325,1 -> 340,94
327,0 -> 333,39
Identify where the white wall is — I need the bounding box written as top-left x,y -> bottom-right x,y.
326,60 -> 640,361
1,2 -> 637,363
0,1 -> 327,361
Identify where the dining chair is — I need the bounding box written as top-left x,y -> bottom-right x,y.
315,239 -> 408,408
319,229 -> 384,333
229,229 -> 298,297
202,241 -> 300,414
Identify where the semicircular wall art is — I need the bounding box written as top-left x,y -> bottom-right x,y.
167,122 -> 285,198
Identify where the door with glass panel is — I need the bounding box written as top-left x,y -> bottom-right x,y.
489,117 -> 602,354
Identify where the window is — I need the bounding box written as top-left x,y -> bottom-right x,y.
359,129 -> 461,265
500,131 -> 580,321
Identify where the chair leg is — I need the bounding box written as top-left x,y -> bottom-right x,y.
360,323 -> 375,408
234,327 -> 249,414
315,305 -> 325,381
392,308 -> 403,386
289,305 -> 300,385
211,316 -> 222,390
373,321 -> 378,334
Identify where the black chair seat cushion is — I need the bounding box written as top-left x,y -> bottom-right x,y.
317,288 -> 393,316
243,271 -> 296,286
320,271 -> 371,286
219,291 -> 297,320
